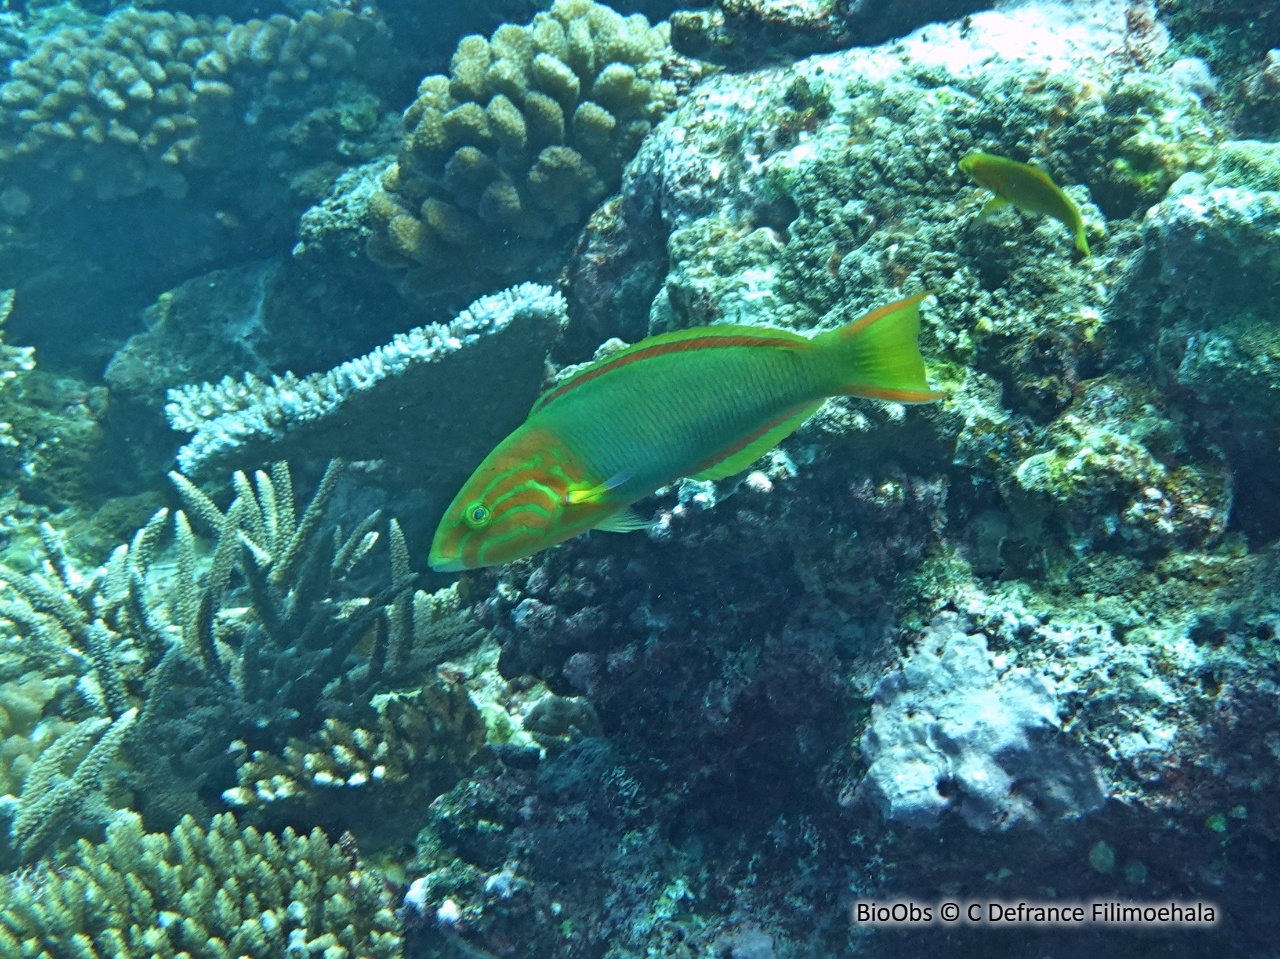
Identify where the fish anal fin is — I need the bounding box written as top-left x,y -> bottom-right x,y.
593,508 -> 651,533
691,401 -> 823,482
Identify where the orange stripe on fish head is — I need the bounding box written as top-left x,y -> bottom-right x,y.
429,427 -> 601,571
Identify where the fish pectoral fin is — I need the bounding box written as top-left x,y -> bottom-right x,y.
566,470 -> 635,505
593,507 -> 651,533
690,401 -> 823,482
979,195 -> 1012,218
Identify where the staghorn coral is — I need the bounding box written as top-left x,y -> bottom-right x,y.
212,534 -> 491,835
366,0 -> 676,296
160,460 -> 412,723
126,460 -> 492,837
0,515 -> 171,862
2,459 -> 487,853
0,515 -> 168,720
164,282 -> 569,487
0,809 -> 403,958
222,678 -> 487,828
0,8 -> 390,201
6,708 -> 136,865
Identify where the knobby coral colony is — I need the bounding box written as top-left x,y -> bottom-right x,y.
0,8 -> 389,201
366,0 -> 677,291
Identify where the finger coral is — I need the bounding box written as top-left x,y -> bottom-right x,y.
366,0 -> 676,296
0,809 -> 403,958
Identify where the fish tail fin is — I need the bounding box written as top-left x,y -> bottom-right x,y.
1075,227 -> 1091,257
820,291 -> 945,403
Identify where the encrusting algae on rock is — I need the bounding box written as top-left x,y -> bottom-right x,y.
429,292 -> 942,571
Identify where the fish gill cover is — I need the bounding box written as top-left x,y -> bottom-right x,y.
1,1 -> 1279,958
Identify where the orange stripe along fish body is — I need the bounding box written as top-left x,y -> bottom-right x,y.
429,292 -> 943,571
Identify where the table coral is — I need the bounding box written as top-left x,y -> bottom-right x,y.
366,0 -> 676,296
0,810 -> 403,958
164,283 -> 569,494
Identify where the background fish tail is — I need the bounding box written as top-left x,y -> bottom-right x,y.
819,292 -> 944,403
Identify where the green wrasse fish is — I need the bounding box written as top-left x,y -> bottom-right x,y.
959,151 -> 1090,256
428,292 -> 944,572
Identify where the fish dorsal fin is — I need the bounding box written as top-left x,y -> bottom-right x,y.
690,400 -> 823,482
593,507 -> 651,533
530,324 -> 810,416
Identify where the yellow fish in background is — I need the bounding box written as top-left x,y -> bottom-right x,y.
959,151 -> 1091,256
429,293 -> 944,572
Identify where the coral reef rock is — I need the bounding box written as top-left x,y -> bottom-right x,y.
670,0 -> 993,66
1137,150 -> 1280,425
856,613 -> 1106,830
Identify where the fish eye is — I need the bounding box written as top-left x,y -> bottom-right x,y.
463,502 -> 491,529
